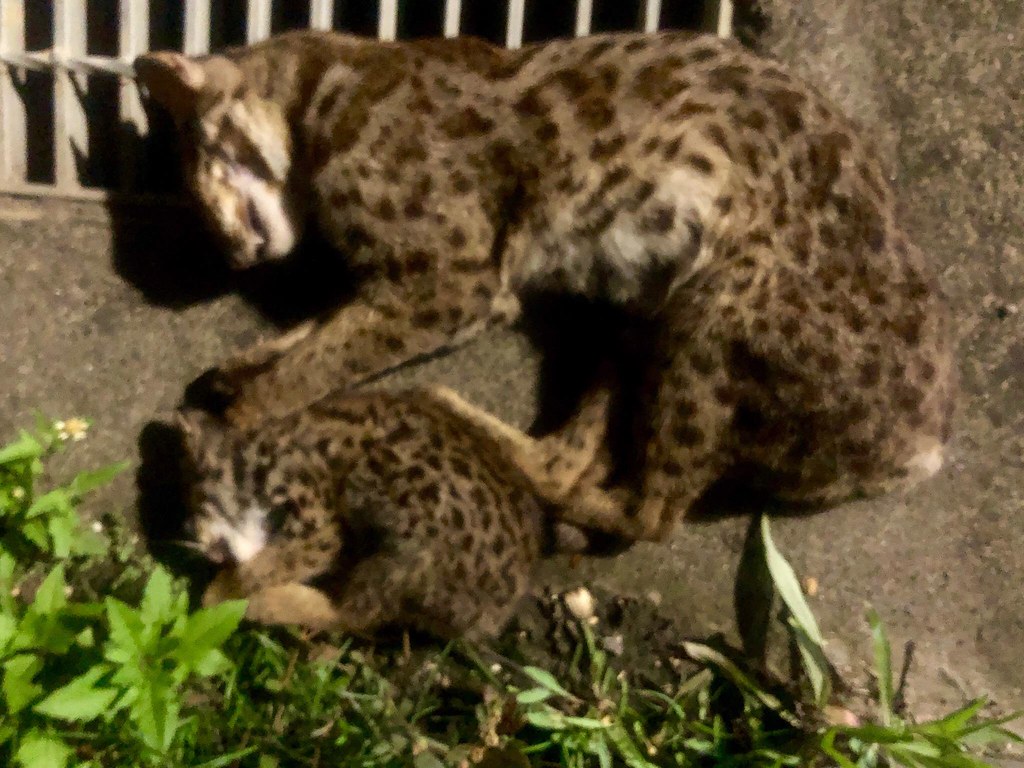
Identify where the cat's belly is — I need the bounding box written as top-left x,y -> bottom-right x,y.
509,165 -> 721,309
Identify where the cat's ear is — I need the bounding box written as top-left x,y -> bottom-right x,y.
134,52 -> 241,122
175,408 -> 226,458
134,52 -> 206,122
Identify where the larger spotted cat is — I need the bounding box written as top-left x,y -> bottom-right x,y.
136,30 -> 955,543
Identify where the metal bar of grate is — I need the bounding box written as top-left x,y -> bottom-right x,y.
642,0 -> 663,33
575,0 -> 593,37
443,0 -> 462,38
309,0 -> 333,30
247,0 -> 272,43
53,0 -> 87,190
716,0 -> 734,38
0,1 -> 738,201
378,0 -> 398,40
505,0 -> 525,48
0,0 -> 27,186
119,0 -> 149,191
184,0 -> 211,55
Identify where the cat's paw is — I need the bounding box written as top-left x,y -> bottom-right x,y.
201,567 -> 248,607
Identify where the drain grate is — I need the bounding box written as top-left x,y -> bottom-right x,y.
0,0 -> 732,201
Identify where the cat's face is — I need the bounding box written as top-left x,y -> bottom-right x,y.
176,410 -> 282,565
136,52 -> 305,268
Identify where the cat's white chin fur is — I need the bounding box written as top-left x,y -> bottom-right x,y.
206,504 -> 268,563
230,165 -> 297,262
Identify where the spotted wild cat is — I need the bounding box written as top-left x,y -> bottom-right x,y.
139,30 -> 955,543
178,384 -> 609,638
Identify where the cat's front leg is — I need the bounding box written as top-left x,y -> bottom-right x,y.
216,320 -> 317,384
223,278 -> 497,427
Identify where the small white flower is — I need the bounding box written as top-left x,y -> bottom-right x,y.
54,420 -> 66,431
489,663 -> 502,674
564,586 -> 596,622
63,418 -> 89,441
91,520 -> 104,533
64,586 -> 73,597
11,487 -> 25,500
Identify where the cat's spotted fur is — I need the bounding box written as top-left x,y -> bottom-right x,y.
180,385 -> 607,639
139,30 -> 955,543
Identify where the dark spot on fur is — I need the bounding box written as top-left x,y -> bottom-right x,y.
451,170 -> 473,195
514,87 -> 548,117
576,94 -> 615,131
551,67 -> 591,97
590,133 -> 627,161
689,351 -> 716,376
672,101 -> 714,120
632,57 -> 688,105
893,382 -> 923,412
440,106 -> 495,138
707,64 -> 751,97
858,360 -> 881,387
704,124 -> 733,158
376,198 -> 397,221
535,120 -> 559,142
644,206 -> 676,234
448,226 -> 468,248
686,153 -> 715,174
662,137 -> 683,161
412,308 -> 442,328
741,142 -> 762,177
767,88 -> 807,135
406,250 -> 434,274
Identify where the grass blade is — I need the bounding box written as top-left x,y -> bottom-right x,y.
760,515 -> 831,707
866,608 -> 893,726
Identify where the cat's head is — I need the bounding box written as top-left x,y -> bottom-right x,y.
175,409 -> 288,566
135,52 -> 305,269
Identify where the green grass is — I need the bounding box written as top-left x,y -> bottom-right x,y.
0,417 -> 1019,767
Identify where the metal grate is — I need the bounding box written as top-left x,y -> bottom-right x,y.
0,0 -> 733,201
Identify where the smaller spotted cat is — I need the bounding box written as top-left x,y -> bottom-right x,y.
179,385 -> 606,639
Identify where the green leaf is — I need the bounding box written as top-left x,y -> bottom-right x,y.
0,431 -> 42,466
3,654 -> 44,713
918,698 -> 985,737
68,462 -> 130,499
525,707 -> 569,731
0,613 -> 17,652
522,666 -> 574,700
682,641 -> 798,725
33,666 -> 117,722
516,687 -> 553,705
19,519 -> 50,550
866,607 -> 894,726
173,600 -> 247,669
192,649 -> 231,678
29,566 -> 67,616
68,462 -> 129,498
132,678 -> 180,753
72,529 -> 108,558
139,568 -> 175,626
14,730 -> 72,768
761,515 -> 831,707
46,514 -> 77,560
563,715 -> 607,730
606,723 -> 659,768
25,490 -> 73,520
104,598 -> 145,660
